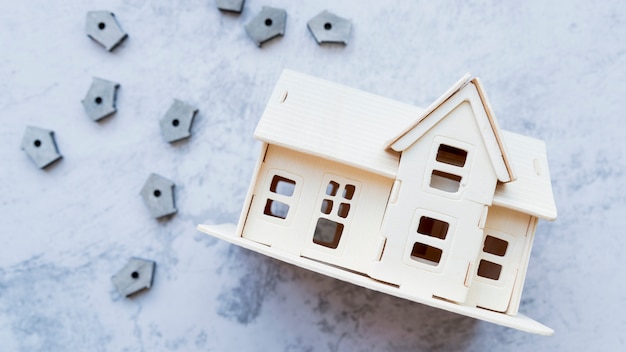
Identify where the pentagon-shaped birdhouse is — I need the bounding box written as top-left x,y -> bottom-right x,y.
20,126 -> 63,169
82,77 -> 120,122
140,173 -> 177,218
159,99 -> 198,143
86,11 -> 128,51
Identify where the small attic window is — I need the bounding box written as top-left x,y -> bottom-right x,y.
417,216 -> 449,240
430,170 -> 461,193
436,144 -> 467,167
270,175 -> 296,197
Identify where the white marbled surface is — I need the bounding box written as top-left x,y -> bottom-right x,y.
1,0 -> 625,350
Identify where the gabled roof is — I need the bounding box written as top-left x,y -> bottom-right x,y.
254,70 -> 556,221
386,75 -> 516,183
254,70 -> 421,178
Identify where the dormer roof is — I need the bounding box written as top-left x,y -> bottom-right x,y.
386,74 -> 516,183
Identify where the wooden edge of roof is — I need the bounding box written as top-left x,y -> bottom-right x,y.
471,77 -> 516,182
385,73 -> 472,150
386,74 -> 516,183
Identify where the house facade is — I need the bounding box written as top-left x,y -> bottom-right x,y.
199,70 -> 557,334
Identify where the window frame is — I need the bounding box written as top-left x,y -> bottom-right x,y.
423,136 -> 473,199
474,230 -> 514,285
403,209 -> 456,273
309,173 -> 360,255
259,170 -> 302,225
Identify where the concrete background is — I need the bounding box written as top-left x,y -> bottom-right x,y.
1,0 -> 624,350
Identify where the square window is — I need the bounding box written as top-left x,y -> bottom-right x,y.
483,235 -> 508,257
263,199 -> 290,219
270,175 -> 295,196
430,170 -> 461,193
326,181 -> 339,196
321,199 -> 333,214
410,242 -> 442,265
342,184 -> 356,200
477,260 -> 502,280
417,216 -> 449,240
313,218 -> 343,249
338,203 -> 350,218
436,144 -> 467,167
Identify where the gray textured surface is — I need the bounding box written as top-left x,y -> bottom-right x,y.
1,0 -> 625,350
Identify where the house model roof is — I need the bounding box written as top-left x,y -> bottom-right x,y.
386,74 -> 516,183
254,70 -> 420,178
255,70 -> 556,219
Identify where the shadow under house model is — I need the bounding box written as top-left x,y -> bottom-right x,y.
198,70 -> 557,335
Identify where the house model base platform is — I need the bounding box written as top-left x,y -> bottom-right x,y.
198,70 -> 557,335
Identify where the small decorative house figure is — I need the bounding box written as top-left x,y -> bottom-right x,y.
198,70 -> 557,335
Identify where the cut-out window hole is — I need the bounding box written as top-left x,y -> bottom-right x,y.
417,216 -> 449,240
338,203 -> 350,218
477,260 -> 502,280
153,189 -> 161,197
270,175 -> 295,197
33,140 -> 42,147
172,119 -> 179,127
265,18 -> 273,26
483,235 -> 508,257
98,22 -> 106,30
94,97 -> 103,104
313,218 -> 343,249
430,170 -> 461,193
342,184 -> 355,200
131,271 -> 139,279
264,199 -> 290,219
326,181 -> 339,196
324,22 -> 332,30
410,242 -> 442,266
436,144 -> 467,167
321,199 -> 333,214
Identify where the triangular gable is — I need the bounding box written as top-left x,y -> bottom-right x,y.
386,74 -> 516,183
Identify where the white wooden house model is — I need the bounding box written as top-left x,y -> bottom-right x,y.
198,70 -> 557,335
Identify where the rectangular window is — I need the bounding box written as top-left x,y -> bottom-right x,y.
312,178 -> 358,250
263,199 -> 289,219
417,216 -> 449,240
410,242 -> 443,265
436,144 -> 468,167
430,170 -> 461,193
477,259 -> 502,280
263,174 -> 297,220
270,175 -> 295,196
313,218 -> 344,249
426,139 -> 471,197
475,234 -> 510,282
483,235 -> 508,257
404,211 -> 455,271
